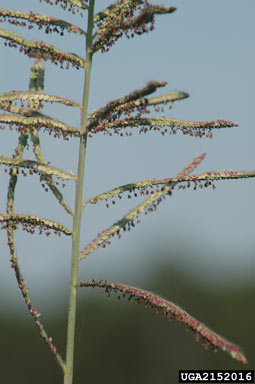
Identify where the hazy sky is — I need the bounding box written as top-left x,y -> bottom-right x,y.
0,1 -> 255,312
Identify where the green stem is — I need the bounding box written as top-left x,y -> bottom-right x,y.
64,1 -> 95,383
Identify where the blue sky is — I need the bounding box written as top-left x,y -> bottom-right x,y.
0,1 -> 255,312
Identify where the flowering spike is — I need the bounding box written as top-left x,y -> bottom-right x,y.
92,2 -> 176,54
175,170 -> 255,183
0,156 -> 76,180
0,99 -> 73,124
0,9 -> 86,36
0,114 -> 80,138
177,153 -> 206,177
39,0 -> 88,11
7,226 -> 65,369
0,27 -> 86,69
78,279 -> 247,364
83,158 -> 255,213
0,100 -> 39,117
0,213 -> 72,235
91,116 -> 238,136
79,154 -> 205,259
83,154 -> 206,207
88,81 -> 167,131
0,90 -> 81,109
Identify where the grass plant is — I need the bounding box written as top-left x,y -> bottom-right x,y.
0,1 -> 254,383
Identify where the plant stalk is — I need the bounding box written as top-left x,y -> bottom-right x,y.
64,1 -> 95,383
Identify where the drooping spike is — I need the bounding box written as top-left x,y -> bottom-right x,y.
78,279 -> 247,364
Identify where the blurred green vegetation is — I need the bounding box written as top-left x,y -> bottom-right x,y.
1,264 -> 254,383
